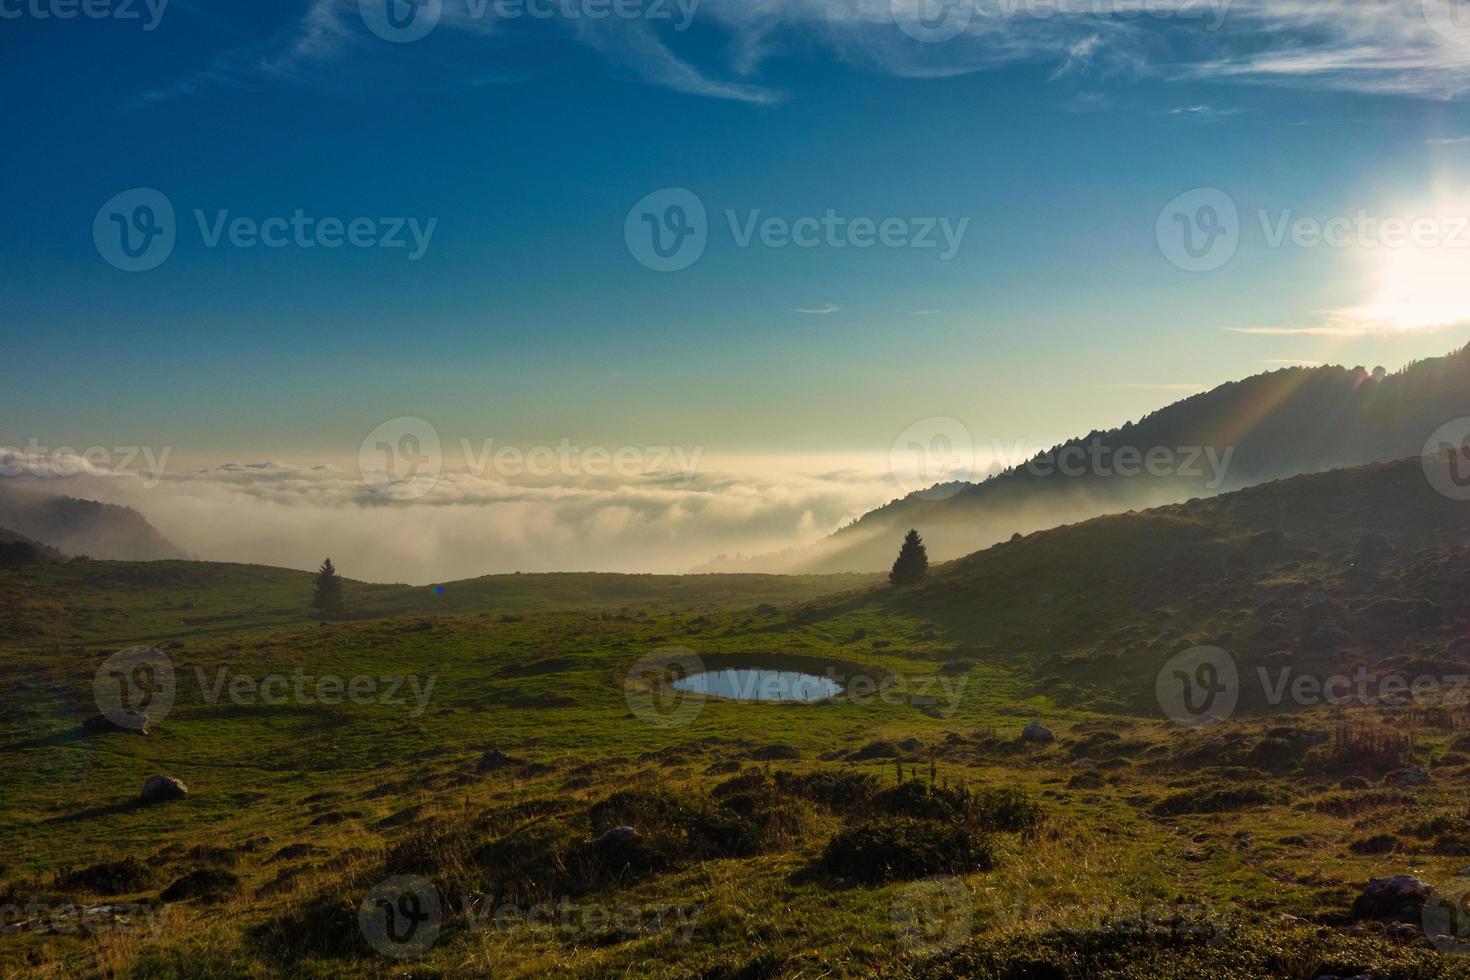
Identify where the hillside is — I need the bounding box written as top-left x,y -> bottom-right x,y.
813,454 -> 1470,714
0,485 -> 187,561
704,344 -> 1470,573
6,458 -> 1470,977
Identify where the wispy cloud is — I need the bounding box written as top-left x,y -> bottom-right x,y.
1166,104 -> 1243,118
794,303 -> 840,315
135,0 -> 1470,107
910,308 -> 942,316
1428,136 -> 1470,146
1262,358 -> 1324,366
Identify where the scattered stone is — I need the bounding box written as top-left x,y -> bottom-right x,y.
1351,875 -> 1433,925
139,775 -> 187,804
1021,721 -> 1055,745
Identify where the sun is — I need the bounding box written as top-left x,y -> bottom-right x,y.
1335,187 -> 1470,333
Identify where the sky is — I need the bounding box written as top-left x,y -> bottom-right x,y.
5,0 -> 1470,578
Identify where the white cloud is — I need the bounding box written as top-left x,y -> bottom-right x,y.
0,455 -> 903,583
138,0 -> 1470,106
793,303 -> 840,314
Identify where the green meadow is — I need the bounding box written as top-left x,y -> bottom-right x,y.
5,461 -> 1470,977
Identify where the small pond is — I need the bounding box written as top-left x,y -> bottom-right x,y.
671,668 -> 841,703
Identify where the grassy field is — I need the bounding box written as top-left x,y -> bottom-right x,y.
5,460 -> 1470,977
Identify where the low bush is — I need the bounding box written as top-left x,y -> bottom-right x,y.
818,818 -> 994,883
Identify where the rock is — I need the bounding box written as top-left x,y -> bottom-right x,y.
1021,721 -> 1055,745
1351,875 -> 1433,925
139,775 -> 187,804
1385,766 -> 1431,788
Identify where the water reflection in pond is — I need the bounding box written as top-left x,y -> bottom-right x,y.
671,668 -> 841,702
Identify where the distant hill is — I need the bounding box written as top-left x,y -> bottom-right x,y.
0,486 -> 187,561
702,344 -> 1470,572
0,527 -> 63,566
825,455 -> 1470,714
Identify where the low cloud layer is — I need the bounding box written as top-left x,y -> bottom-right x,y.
0,453 -> 902,584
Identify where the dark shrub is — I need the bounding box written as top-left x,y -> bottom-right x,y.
160,868 -> 240,903
1349,834 -> 1401,855
972,787 -> 1045,834
56,857 -> 151,894
872,781 -> 972,822
818,818 -> 993,883
1151,786 -> 1287,817
1068,770 -> 1106,790
750,743 -> 801,761
774,770 -> 878,813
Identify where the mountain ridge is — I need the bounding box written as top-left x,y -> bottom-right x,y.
698,344 -> 1470,574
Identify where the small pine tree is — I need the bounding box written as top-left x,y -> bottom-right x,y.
312,558 -> 344,616
889,529 -> 929,586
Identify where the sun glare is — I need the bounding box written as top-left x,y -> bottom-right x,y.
1337,188 -> 1470,333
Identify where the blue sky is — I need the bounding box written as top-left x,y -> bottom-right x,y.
6,0 -> 1470,461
